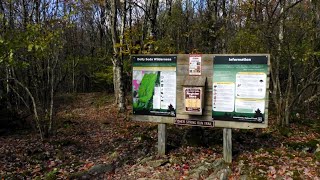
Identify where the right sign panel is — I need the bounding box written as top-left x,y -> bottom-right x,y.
212,55 -> 269,123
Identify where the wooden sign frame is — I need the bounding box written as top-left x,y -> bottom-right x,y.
131,54 -> 270,130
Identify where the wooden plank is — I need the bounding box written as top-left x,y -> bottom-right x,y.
177,54 -> 214,66
223,128 -> 232,163
158,123 -> 167,155
214,120 -> 267,129
176,54 -> 189,65
176,114 -> 212,121
182,76 -> 206,87
177,78 -> 213,89
132,115 -> 174,124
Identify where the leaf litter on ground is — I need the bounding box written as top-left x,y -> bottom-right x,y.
0,93 -> 319,179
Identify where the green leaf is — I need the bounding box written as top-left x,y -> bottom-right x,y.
28,44 -> 33,52
21,61 -> 30,68
9,49 -> 14,64
35,45 -> 40,51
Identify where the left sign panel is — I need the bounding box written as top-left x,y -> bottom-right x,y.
132,56 -> 177,117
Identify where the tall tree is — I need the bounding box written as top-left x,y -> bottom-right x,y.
110,0 -> 126,112
147,0 -> 159,52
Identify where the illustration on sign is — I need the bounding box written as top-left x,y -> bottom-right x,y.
212,56 -> 268,123
184,87 -> 201,112
132,56 -> 177,116
189,55 -> 201,75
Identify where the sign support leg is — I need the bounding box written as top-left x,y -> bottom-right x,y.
223,128 -> 232,163
158,123 -> 167,155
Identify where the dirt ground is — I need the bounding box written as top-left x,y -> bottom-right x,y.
0,93 -> 319,179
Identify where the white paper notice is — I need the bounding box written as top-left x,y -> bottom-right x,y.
160,71 -> 176,109
235,72 -> 266,99
153,87 -> 161,109
235,99 -> 265,113
213,82 -> 235,112
189,55 -> 201,75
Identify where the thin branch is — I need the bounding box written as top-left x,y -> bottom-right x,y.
128,1 -> 147,14
295,67 -> 320,88
9,86 -> 29,111
0,77 -> 43,141
289,81 -> 320,110
273,0 -> 304,26
304,92 -> 320,104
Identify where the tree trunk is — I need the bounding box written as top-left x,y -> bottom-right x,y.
110,0 -> 126,112
284,64 -> 292,126
114,61 -> 125,112
147,0 -> 159,53
12,78 -> 43,141
273,0 -> 285,126
48,53 -> 57,136
6,65 -> 10,109
72,57 -> 75,93
166,0 -> 172,16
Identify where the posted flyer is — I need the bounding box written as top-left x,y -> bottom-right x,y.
184,87 -> 202,112
189,55 -> 201,75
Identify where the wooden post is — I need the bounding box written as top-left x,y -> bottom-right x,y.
158,123 -> 167,155
223,128 -> 232,163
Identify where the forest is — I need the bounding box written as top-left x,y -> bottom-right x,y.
0,0 -> 320,179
